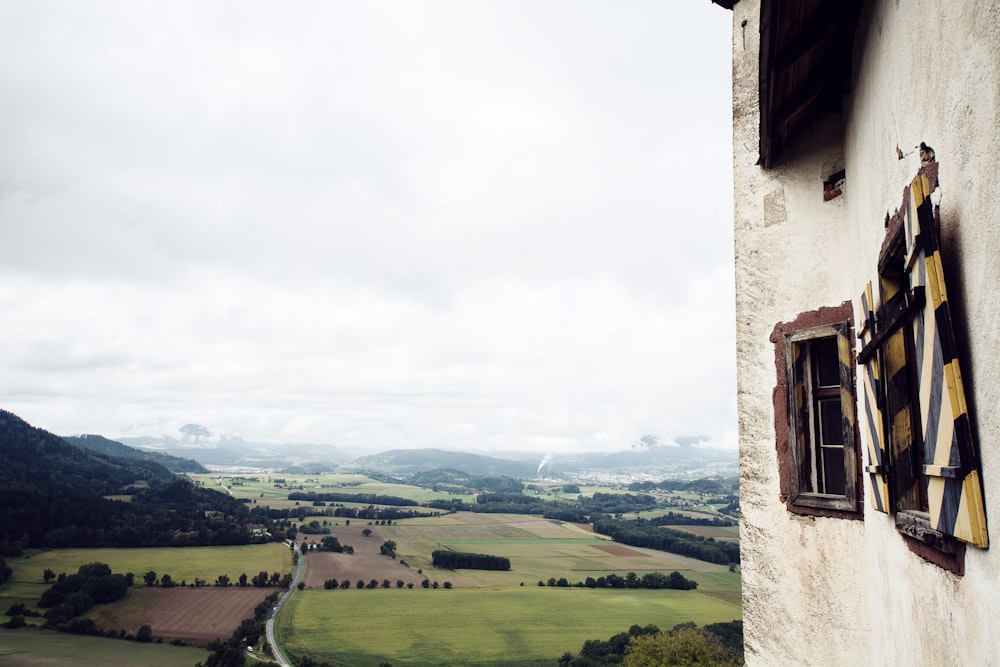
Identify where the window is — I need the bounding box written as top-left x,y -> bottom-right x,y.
772,303 -> 861,518
857,165 -> 988,570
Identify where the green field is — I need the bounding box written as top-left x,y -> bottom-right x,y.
277,512 -> 741,665
279,587 -> 740,666
6,543 -> 292,588
0,628 -> 210,666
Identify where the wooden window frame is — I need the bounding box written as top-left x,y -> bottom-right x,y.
772,303 -> 863,519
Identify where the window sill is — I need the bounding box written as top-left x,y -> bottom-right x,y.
896,510 -> 965,575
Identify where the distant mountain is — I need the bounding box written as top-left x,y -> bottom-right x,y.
347,448 -> 538,478
117,432 -> 344,471
508,436 -> 738,479
64,434 -> 208,473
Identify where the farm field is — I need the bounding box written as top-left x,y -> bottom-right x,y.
1,544 -> 292,646
370,512 -> 740,600
299,525 -> 426,590
279,587 -> 741,666
8,543 -> 292,587
0,628 -> 210,666
191,472 -> 462,506
279,510 -> 741,664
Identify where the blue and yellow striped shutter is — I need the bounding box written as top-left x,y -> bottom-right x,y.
905,175 -> 988,548
857,282 -> 890,513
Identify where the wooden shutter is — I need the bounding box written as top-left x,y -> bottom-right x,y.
857,282 -> 890,513
905,174 -> 988,548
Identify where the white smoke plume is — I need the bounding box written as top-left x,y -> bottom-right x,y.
537,454 -> 553,478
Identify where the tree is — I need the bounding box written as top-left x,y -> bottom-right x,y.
356,580 -> 365,589
143,571 -> 157,586
380,540 -> 397,558
160,573 -> 174,588
136,624 -> 153,643
396,580 -> 404,588
623,628 -> 739,667
362,528 -> 372,537
43,568 -> 56,584
216,574 -> 230,587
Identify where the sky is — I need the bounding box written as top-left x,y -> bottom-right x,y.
0,1 -> 736,456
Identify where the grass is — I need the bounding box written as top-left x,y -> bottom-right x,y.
278,587 -> 741,666
277,511 -> 741,665
0,628 -> 210,666
7,543 -> 293,587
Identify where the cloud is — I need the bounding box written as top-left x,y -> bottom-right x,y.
0,1 -> 736,453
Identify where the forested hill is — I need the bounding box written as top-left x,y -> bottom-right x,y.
0,410 -> 174,493
63,434 -> 208,474
0,410 -> 261,556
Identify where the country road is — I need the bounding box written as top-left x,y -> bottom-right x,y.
262,542 -> 304,667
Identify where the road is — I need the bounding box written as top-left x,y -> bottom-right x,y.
262,542 -> 304,667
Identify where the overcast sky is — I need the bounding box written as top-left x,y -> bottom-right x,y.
0,1 -> 735,455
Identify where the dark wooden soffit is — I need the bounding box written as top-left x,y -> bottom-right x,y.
710,0 -> 738,9
758,0 -> 862,168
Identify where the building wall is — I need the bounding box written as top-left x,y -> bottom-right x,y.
732,1 -> 1000,665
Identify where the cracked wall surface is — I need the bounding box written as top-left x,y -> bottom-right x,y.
731,1 -> 1000,665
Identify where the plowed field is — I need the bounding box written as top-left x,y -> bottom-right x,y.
141,587 -> 272,641
299,526 -> 427,589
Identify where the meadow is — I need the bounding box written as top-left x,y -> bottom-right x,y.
0,628 -> 210,666
0,478 -> 741,665
279,587 -> 740,666
0,542 -> 293,632
8,543 -> 292,586
278,511 -> 740,664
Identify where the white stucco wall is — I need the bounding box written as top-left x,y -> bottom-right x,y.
732,1 -> 1000,665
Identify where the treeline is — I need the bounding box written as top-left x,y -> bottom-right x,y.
4,562 -> 132,632
407,470 -> 525,494
627,478 -> 737,495
559,620 -> 743,667
432,550 -> 511,571
592,518 -> 740,565
648,511 -> 735,527
425,491 -> 665,519
539,571 -> 697,590
288,491 -> 418,506
578,492 -> 658,515
424,493 -> 554,515
1,478 -> 267,554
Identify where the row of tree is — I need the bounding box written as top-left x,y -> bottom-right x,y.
431,550 -> 511,571
323,578 -> 452,590
538,571 -> 697,590
288,491 -> 418,506
592,518 -> 740,565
